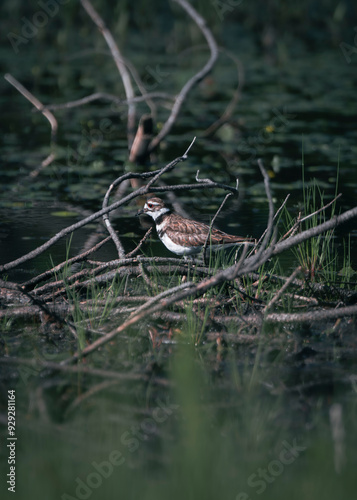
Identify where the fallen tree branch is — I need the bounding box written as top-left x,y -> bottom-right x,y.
22,236 -> 112,290
265,304 -> 357,323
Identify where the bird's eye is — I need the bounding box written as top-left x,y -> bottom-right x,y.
147,202 -> 153,208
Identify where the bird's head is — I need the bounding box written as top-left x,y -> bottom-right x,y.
136,197 -> 170,220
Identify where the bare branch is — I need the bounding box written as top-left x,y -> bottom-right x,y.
22,236 -> 112,290
252,193 -> 290,253
265,304 -> 357,324
281,193 -> 342,241
38,91 -> 173,111
102,181 -> 126,259
4,73 -> 58,172
264,266 -> 302,312
203,192 -> 234,262
271,206 -> 357,256
126,227 -> 153,258
257,159 -> 275,250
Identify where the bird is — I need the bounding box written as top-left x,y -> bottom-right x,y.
136,197 -> 254,257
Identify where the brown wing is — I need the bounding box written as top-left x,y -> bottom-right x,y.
166,214 -> 251,247
210,227 -> 253,244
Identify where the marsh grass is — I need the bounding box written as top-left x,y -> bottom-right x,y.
295,180 -> 336,281
281,158 -> 354,293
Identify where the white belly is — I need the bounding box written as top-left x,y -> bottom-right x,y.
159,233 -> 201,256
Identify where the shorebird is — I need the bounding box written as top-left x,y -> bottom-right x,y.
136,197 -> 253,257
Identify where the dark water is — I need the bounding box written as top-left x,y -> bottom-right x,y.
1,2 -> 357,499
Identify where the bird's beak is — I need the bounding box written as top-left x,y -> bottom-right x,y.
136,207 -> 145,217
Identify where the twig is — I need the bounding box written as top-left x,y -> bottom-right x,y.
102,181 -> 126,259
264,266 -> 302,312
195,169 -> 238,194
126,227 -> 153,258
22,236 -> 111,290
64,380 -> 121,417
139,261 -> 165,292
281,193 -> 342,241
250,194 -> 290,254
144,136 -> 196,191
127,281 -> 196,318
235,158 -> 277,274
122,58 -> 158,118
152,180 -> 238,195
257,159 -> 275,251
202,192 -> 234,264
